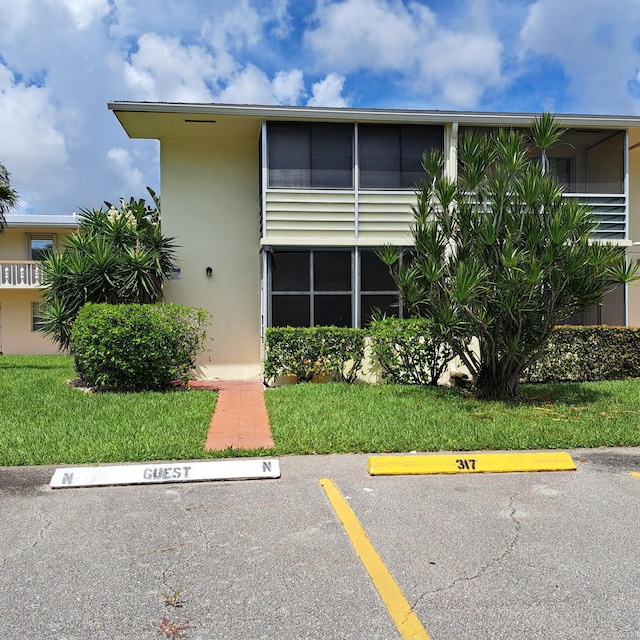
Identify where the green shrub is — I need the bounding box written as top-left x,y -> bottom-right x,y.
264,327 -> 366,384
71,303 -> 211,391
524,326 -> 640,383
369,318 -> 455,385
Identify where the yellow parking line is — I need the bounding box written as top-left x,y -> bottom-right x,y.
320,478 -> 431,640
630,472 -> 640,479
368,451 -> 576,476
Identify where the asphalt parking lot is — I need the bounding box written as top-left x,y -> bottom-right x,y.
2,448 -> 640,640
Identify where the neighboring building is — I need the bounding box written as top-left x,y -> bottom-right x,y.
108,102 -> 640,379
0,214 -> 78,354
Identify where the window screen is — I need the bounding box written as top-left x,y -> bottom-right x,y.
268,123 -> 353,189
270,250 -> 353,327
360,249 -> 400,325
359,124 -> 444,189
548,157 -> 575,193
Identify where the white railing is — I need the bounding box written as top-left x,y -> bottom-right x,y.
0,261 -> 43,287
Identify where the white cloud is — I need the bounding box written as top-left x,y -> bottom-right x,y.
268,0 -> 292,39
519,0 -> 640,113
106,147 -> 145,195
218,64 -> 279,104
415,22 -> 503,106
218,65 -> 305,105
52,0 -> 112,30
0,63 -> 69,211
124,33 -> 217,102
272,69 -> 304,104
305,0 -> 419,72
307,73 -> 349,107
305,0 -> 503,108
202,0 -> 263,55
0,0 -> 36,28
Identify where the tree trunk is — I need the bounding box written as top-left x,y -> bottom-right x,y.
475,369 -> 521,400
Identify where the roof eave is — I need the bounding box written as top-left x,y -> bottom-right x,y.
108,101 -> 640,128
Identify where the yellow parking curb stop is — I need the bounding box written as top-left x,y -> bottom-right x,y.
368,451 -> 576,476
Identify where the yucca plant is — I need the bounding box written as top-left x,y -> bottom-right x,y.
39,195 -> 178,350
378,113 -> 637,400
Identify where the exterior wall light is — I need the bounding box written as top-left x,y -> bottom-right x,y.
206,267 -> 213,277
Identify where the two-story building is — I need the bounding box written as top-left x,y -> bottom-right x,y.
108,102 -> 640,380
0,214 -> 78,354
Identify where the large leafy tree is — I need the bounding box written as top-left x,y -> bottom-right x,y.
40,196 -> 178,350
379,113 -> 637,400
0,163 -> 19,232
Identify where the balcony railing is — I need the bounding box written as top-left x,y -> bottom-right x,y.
0,261 -> 43,287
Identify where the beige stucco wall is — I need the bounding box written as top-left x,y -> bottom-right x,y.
0,228 -> 29,259
627,147 -> 640,326
0,289 -> 61,354
161,138 -> 262,379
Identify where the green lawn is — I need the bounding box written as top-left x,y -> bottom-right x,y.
265,380 -> 640,454
0,355 -> 218,466
2,355 -> 640,467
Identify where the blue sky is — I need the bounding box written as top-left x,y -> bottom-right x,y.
1,0 -> 640,214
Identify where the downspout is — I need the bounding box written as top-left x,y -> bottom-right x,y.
625,128 -> 630,325
354,122 -> 360,328
260,121 -> 268,368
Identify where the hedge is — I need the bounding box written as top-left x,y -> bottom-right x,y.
71,303 -> 211,391
368,318 -> 455,385
524,326 -> 640,383
264,327 -> 366,384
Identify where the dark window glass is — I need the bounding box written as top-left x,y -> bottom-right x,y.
272,295 -> 310,327
268,123 -> 352,189
30,237 -> 54,261
272,252 -> 310,291
315,295 -> 352,327
359,124 -> 443,189
361,249 -> 396,291
314,251 -> 351,291
361,294 -> 399,326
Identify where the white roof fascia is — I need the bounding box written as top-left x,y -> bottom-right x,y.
4,214 -> 79,228
107,101 -> 640,129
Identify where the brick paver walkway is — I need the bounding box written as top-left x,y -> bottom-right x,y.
190,380 -> 274,451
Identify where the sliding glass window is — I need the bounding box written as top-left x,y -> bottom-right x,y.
269,248 -> 415,328
270,250 -> 353,327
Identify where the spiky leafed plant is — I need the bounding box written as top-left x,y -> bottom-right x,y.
39,196 -> 178,350
378,113 -> 637,400
0,163 -> 19,232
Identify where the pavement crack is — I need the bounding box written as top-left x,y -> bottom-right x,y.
413,490 -> 523,604
1,500 -> 52,567
160,501 -> 210,591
